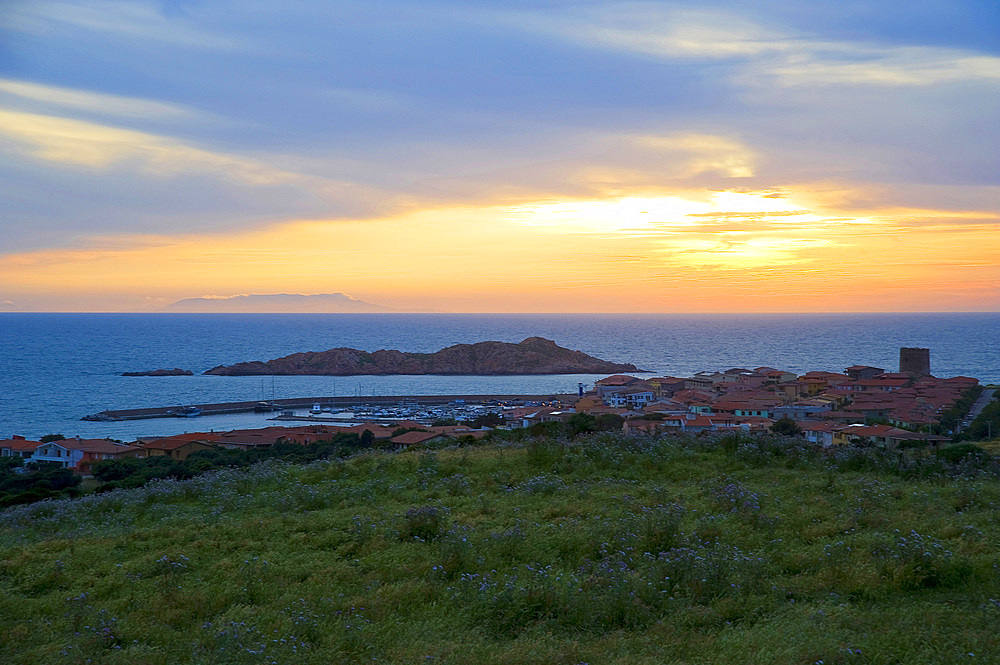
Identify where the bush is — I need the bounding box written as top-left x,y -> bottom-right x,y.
936,443 -> 987,464
770,417 -> 802,437
399,506 -> 447,541
528,420 -> 564,438
91,458 -> 144,482
567,413 -> 596,437
594,413 -> 625,431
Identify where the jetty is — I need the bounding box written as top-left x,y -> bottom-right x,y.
82,394 -> 575,422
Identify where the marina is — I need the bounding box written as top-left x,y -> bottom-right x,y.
81,394 -> 575,423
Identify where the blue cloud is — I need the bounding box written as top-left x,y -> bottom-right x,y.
0,0 -> 997,252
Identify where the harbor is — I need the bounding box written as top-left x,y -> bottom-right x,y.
81,394 -> 575,422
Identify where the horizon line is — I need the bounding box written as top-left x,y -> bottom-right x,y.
1,310 -> 997,316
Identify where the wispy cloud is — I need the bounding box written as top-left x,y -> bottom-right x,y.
511,4 -> 1000,88
5,0 -> 244,51
0,108 -> 294,183
626,133 -> 755,178
0,108 -> 397,215
509,6 -> 795,59
760,47 -> 1000,87
0,78 -> 196,119
0,1 -> 996,312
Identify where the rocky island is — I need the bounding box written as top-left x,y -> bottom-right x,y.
204,337 -> 640,376
122,368 -> 194,377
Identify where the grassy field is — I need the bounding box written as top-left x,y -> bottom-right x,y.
1,433 -> 998,664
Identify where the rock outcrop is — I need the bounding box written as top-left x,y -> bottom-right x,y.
204,337 -> 639,376
122,368 -> 193,377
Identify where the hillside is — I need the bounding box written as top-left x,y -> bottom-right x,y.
204,336 -> 640,375
1,433 -> 998,664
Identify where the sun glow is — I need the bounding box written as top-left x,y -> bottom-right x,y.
504,189 -> 868,270
507,195 -> 706,235
508,190 -> 821,235
1,188 -> 997,313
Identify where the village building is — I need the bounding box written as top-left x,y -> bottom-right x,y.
29,438 -> 143,473
844,365 -> 887,381
773,400 -> 832,420
831,424 -> 950,449
645,377 -> 687,397
797,421 -> 835,447
603,388 -> 656,410
594,375 -> 649,396
0,436 -> 41,459
388,431 -> 452,447
139,432 -> 222,460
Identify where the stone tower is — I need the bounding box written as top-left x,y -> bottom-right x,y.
899,347 -> 930,378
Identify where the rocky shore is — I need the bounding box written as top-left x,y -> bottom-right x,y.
204,337 -> 640,376
122,368 -> 193,377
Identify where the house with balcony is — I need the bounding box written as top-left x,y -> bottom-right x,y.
774,401 -> 832,420
844,365 -> 887,381
756,368 -> 798,383
29,438 -> 140,473
646,377 -> 687,397
798,421 -> 835,447
683,373 -> 718,390
604,388 -> 655,410
0,436 -> 40,459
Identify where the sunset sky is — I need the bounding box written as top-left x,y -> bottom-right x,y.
1,1 -> 998,312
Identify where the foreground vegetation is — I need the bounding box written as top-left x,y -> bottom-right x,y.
1,432 -> 998,664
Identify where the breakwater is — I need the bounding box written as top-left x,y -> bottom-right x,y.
82,394 -> 575,422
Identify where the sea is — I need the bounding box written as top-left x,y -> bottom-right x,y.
1,313 -> 997,441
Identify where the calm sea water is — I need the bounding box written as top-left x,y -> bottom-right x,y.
1,313 -> 997,440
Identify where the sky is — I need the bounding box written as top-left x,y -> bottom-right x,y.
0,0 -> 998,313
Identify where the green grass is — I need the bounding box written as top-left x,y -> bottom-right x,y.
1,433 -> 998,664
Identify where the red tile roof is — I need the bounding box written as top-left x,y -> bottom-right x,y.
390,431 -> 448,446
595,375 -> 641,386
0,438 -> 41,451
142,437 -> 217,451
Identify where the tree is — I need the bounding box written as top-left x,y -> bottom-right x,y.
567,413 -> 596,437
595,413 -> 625,432
464,413 -> 503,429
0,457 -> 23,473
528,420 -> 563,438
91,458 -> 143,482
935,443 -> 987,464
770,417 -> 802,437
40,434 -> 65,443
360,428 -> 376,448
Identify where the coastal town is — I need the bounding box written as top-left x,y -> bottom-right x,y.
1,347 -> 991,476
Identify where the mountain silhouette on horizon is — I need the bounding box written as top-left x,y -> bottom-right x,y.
164,293 -> 405,313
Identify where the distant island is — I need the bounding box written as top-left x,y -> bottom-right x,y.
204,337 -> 640,376
122,368 -> 193,377
164,292 -> 401,313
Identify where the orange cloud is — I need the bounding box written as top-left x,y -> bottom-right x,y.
1,189 -> 997,312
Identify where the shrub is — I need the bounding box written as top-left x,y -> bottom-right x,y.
770,416 -> 802,437
873,530 -> 970,590
629,503 -> 686,554
936,443 -> 987,464
399,506 -> 447,541
595,413 -> 625,431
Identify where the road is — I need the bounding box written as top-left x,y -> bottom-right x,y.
958,387 -> 996,432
